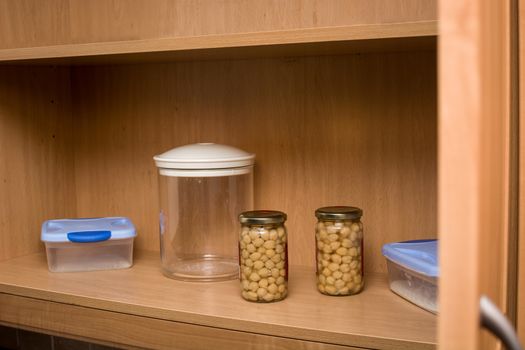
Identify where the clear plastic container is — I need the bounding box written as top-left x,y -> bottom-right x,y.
41,217 -> 136,273
45,239 -> 134,272
154,143 -> 254,281
382,239 -> 438,314
238,210 -> 288,302
314,206 -> 364,296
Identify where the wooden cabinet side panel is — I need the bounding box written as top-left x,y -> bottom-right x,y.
0,0 -> 436,50
0,66 -> 75,261
439,0 -> 511,349
0,293 -> 360,350
518,0 -> 525,343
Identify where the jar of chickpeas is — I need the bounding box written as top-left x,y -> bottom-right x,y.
315,206 -> 363,296
238,210 -> 288,302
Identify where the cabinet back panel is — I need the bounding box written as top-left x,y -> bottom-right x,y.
0,66 -> 75,261
72,51 -> 436,272
0,0 -> 436,50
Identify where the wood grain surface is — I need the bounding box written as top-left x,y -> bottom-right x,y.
0,22 -> 436,64
0,66 -> 75,261
0,251 -> 437,349
0,0 -> 436,50
0,294 -> 364,350
71,51 -> 437,272
438,0 -> 512,349
518,0 -> 525,344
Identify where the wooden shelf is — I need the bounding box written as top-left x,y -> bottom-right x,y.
0,251 -> 436,349
0,21 -> 436,64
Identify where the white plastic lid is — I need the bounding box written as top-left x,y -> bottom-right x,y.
153,143 -> 255,177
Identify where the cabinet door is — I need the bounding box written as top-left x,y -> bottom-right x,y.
519,0 -> 525,344
439,0 -> 514,349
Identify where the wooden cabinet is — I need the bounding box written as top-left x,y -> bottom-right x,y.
0,1 -> 518,349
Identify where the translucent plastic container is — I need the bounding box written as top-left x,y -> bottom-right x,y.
41,217 -> 136,273
154,143 -> 254,281
382,239 -> 438,314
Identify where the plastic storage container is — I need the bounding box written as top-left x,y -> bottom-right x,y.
41,217 -> 136,272
382,239 -> 438,313
238,210 -> 288,302
314,206 -> 364,296
154,143 -> 254,281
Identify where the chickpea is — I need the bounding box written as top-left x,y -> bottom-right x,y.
331,254 -> 342,264
258,268 -> 270,278
271,254 -> 281,263
250,252 -> 261,261
267,283 -> 278,294
328,263 -> 339,272
342,239 -> 352,248
340,264 -> 350,273
330,241 -> 341,250
265,249 -> 276,258
263,293 -> 274,302
259,279 -> 269,288
246,291 -> 258,301
248,230 -> 258,240
325,285 -> 337,295
263,240 -> 275,250
242,280 -> 250,290
328,233 -> 338,242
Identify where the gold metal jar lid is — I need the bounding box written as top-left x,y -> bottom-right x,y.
315,206 -> 363,220
239,210 -> 287,225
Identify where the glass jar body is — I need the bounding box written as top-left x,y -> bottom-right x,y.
315,218 -> 364,295
239,223 -> 288,302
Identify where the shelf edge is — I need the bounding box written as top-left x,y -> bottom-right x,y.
0,21 -> 437,62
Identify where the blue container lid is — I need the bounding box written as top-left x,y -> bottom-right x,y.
41,217 -> 136,243
382,239 -> 438,277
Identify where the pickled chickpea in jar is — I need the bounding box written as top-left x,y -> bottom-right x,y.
315,206 -> 363,296
238,211 -> 288,302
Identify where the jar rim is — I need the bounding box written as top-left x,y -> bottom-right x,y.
239,210 -> 287,224
315,206 -> 363,220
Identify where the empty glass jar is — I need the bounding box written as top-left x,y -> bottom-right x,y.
315,206 -> 364,296
238,210 -> 288,302
154,143 -> 254,281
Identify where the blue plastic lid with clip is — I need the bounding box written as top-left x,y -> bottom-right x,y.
41,217 -> 136,243
381,239 -> 438,278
